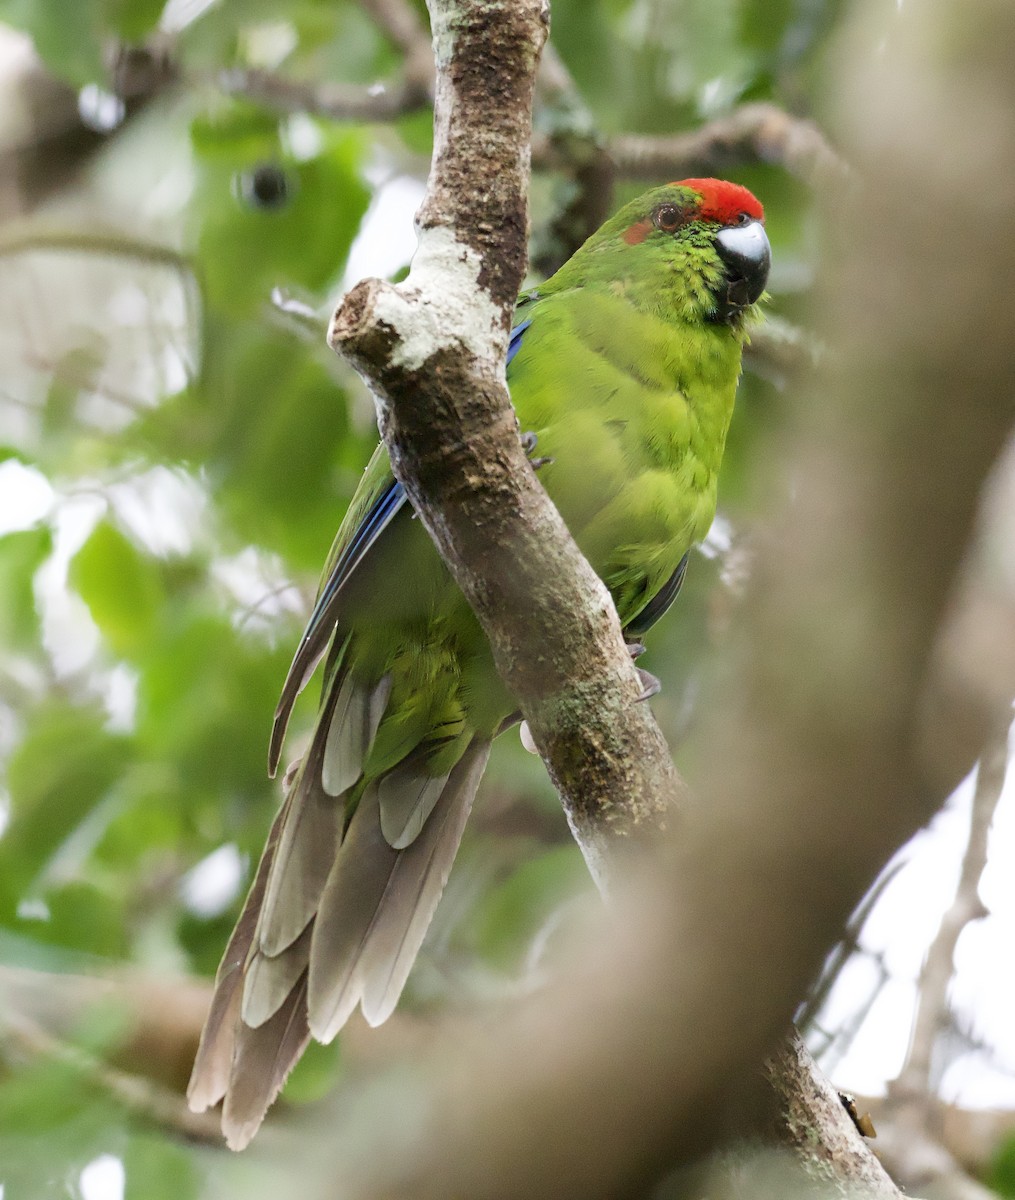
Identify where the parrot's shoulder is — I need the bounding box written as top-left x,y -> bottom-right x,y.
326,291 -> 543,587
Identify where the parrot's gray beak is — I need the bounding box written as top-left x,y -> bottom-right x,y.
714,220 -> 771,321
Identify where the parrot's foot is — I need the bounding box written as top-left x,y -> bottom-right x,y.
520,430 -> 554,470
634,666 -> 661,702
625,643 -> 659,699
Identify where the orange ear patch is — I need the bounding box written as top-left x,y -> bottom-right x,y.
622,219 -> 652,245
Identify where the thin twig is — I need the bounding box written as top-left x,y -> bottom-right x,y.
359,0 -> 430,58
1,1007 -> 222,1142
892,727 -> 1010,1115
358,0 -> 436,97
870,725 -> 1012,1198
745,314 -> 826,388
217,67 -> 430,122
532,102 -> 852,191
797,858 -> 906,1036
0,226 -> 193,272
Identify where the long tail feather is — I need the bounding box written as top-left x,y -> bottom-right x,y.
187,794 -> 291,1112
221,974 -> 311,1151
360,742 -> 490,1026
257,663 -> 380,958
308,739 -> 491,1042
241,922 -> 312,1029
378,759 -> 452,849
192,676 -> 488,1146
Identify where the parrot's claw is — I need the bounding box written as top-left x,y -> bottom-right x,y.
627,643 -> 658,699
634,666 -> 661,702
520,430 -> 554,471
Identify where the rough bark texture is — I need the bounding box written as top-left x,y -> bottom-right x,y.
754,1031 -> 900,1198
329,0 -> 684,891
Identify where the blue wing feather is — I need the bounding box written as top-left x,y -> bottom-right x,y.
269,317 -> 535,773
308,478 -> 406,638
507,319 -> 531,368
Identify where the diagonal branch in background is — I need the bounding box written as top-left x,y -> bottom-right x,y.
896,732 -> 1007,1113
358,0 -> 437,99
302,0 -> 1015,1195
0,965 -> 219,1139
599,101 -> 852,191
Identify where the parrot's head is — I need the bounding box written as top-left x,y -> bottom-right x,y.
576,178 -> 770,330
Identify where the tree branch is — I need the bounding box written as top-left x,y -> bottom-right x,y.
217,67 -> 431,122
745,313 -> 826,389
328,0 -> 683,892
220,0 -> 438,117
532,102 -> 852,192
359,0 -> 436,96
0,965 -> 220,1140
895,733 -> 1007,1112
0,225 -> 193,272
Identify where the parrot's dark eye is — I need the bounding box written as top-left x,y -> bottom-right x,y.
653,204 -> 683,233
735,211 -> 753,226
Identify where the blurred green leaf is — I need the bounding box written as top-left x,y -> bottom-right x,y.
990,1136 -> 1015,1199
190,102 -> 281,161
105,0 -> 166,43
0,525 -> 52,650
134,611 -> 287,798
1,703 -> 129,916
467,845 -> 590,971
0,1057 -> 108,1135
202,325 -> 358,566
70,520 -> 166,661
395,108 -> 435,157
282,1036 -> 341,1105
0,0 -> 104,85
739,0 -> 847,74
192,117 -> 370,316
123,1134 -> 199,1200
34,882 -> 129,959
739,0 -> 797,56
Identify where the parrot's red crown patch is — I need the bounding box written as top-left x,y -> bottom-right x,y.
674,178 -> 764,225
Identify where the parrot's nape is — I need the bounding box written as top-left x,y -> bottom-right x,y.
187,178 -> 770,1148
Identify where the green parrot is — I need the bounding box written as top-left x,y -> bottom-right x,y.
188,178 -> 769,1147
